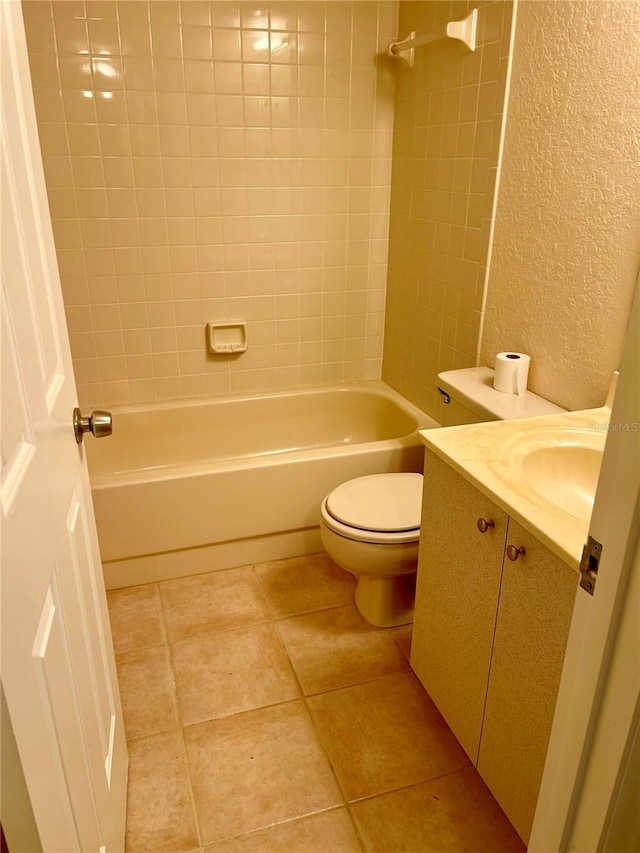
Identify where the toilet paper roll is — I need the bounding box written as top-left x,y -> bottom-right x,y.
493,352 -> 531,396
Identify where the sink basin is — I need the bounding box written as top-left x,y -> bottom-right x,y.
521,442 -> 603,519
492,426 -> 606,522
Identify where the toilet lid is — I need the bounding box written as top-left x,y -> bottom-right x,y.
326,473 -> 423,533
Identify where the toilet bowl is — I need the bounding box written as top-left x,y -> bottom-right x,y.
320,472 -> 423,628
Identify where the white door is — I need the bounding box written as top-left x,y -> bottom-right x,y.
0,2 -> 127,851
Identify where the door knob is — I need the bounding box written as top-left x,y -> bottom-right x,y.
477,518 -> 495,534
73,408 -> 112,443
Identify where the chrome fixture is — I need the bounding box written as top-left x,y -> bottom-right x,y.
73,408 -> 112,444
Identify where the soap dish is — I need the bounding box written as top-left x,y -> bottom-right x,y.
206,322 -> 247,354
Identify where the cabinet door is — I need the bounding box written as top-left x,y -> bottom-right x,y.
477,519 -> 578,843
411,452 -> 508,763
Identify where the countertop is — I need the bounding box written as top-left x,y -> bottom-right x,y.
419,406 -> 610,571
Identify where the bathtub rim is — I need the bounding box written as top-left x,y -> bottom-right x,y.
87,380 -> 438,488
90,379 -> 430,421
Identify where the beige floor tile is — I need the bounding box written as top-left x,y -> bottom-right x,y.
116,645 -> 179,739
107,584 -> 164,653
159,566 -> 269,642
308,672 -> 470,801
277,605 -> 410,695
204,808 -> 363,852
350,767 -> 525,852
125,730 -> 198,853
255,553 -> 356,619
184,700 -> 344,846
389,624 -> 412,660
171,623 -> 300,725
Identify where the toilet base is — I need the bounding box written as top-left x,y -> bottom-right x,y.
354,572 -> 416,628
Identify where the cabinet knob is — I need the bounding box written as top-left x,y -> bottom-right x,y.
477,518 -> 495,534
506,544 -> 526,561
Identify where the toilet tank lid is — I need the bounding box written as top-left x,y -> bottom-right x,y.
437,367 -> 565,421
326,473 -> 423,532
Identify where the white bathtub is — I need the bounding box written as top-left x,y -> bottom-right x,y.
86,381 -> 437,589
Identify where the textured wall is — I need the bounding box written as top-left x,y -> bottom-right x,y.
482,0 -> 640,410
381,0 -> 514,418
24,0 -> 398,407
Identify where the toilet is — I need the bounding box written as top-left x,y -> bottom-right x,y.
320,472 -> 422,628
320,367 -> 565,628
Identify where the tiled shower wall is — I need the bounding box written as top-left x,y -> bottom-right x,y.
382,1 -> 513,417
23,0 -> 398,407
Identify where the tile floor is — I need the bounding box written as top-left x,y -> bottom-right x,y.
107,553 -> 525,853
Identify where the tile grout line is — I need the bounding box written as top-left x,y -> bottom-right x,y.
301,664 -> 412,702
200,805 -> 360,852
156,579 -> 205,852
178,723 -> 206,852
250,564 -> 361,832
133,663 -> 413,741
350,764 -> 476,808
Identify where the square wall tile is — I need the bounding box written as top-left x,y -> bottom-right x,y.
382,1 -> 514,419
29,0 -> 397,406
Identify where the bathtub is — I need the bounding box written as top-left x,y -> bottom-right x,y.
86,381 -> 438,589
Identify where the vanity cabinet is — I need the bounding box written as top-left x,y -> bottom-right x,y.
411,451 -> 578,843
411,451 -> 508,763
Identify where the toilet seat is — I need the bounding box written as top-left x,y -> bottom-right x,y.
321,473 -> 423,545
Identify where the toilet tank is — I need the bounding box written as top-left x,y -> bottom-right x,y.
436,367 -> 565,427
